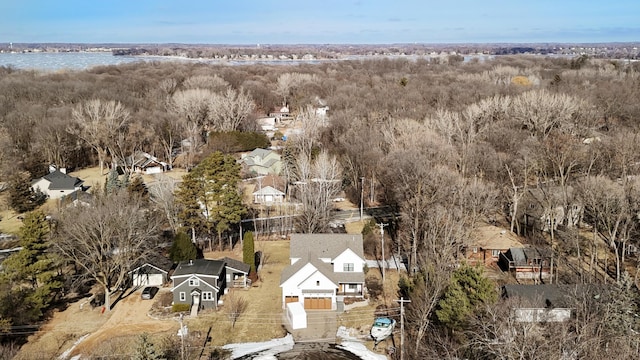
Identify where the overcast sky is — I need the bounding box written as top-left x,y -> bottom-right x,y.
2,0 -> 638,44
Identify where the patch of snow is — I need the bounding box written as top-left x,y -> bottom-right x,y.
222,334 -> 295,359
337,326 -> 388,360
338,341 -> 388,360
58,334 -> 89,360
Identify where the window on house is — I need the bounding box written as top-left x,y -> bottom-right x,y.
316,280 -> 320,286
202,292 -> 213,301
348,284 -> 357,290
179,292 -> 186,301
491,249 -> 501,257
343,263 -> 354,272
189,278 -> 199,286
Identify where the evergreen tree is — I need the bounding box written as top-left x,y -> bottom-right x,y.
128,175 -> 149,202
1,211 -> 63,319
243,231 -> 255,273
8,172 -> 47,213
169,232 -> 197,263
435,264 -> 497,330
176,151 -> 247,250
105,168 -> 121,195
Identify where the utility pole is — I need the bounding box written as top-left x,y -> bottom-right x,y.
395,297 -> 411,360
179,313 -> 185,360
360,176 -> 365,221
377,222 -> 388,282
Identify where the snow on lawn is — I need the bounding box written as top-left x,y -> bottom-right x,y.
336,326 -> 387,360
221,327 -> 386,360
222,334 -> 295,359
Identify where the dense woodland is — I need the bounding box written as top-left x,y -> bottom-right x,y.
1,54 -> 640,358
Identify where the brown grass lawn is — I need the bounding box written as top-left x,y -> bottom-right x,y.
188,239 -> 291,347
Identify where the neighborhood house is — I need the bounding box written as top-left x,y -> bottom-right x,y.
280,234 -> 366,311
241,148 -> 283,176
171,258 -> 250,314
31,168 -> 84,199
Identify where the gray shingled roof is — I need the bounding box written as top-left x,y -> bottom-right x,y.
221,257 -> 250,274
172,259 -> 225,277
289,234 -> 364,260
505,247 -> 551,266
502,284 -> 564,307
42,170 -> 84,190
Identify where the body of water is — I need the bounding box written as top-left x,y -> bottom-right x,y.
0,51 -> 499,72
0,52 -> 147,71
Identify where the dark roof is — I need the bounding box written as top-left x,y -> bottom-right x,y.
505,247 -> 551,266
172,259 -> 225,277
290,234 -> 364,260
502,284 -> 612,308
42,170 -> 84,190
222,257 -> 250,274
503,284 -> 565,308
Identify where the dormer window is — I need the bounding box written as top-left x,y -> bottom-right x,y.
189,278 -> 200,286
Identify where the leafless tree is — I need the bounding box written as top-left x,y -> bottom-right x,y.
69,99 -> 131,175
292,150 -> 342,233
579,176 -> 635,282
510,89 -> 586,139
53,191 -> 162,311
224,291 -> 249,328
275,72 -> 319,105
183,74 -> 229,92
167,88 -> 213,168
148,174 -> 180,233
207,87 -> 255,132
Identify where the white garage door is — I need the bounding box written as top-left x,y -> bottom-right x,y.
133,273 -> 164,287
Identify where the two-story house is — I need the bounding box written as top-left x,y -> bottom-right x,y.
171,259 -> 227,312
280,234 -> 366,311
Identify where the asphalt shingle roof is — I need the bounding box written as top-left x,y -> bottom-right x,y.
172,259 -> 225,277
289,234 -> 364,260
42,170 -> 83,190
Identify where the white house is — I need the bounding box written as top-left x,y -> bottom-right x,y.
31,169 -> 84,199
280,234 -> 366,311
252,185 -> 286,204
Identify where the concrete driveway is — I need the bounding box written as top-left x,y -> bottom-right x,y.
288,310 -> 337,343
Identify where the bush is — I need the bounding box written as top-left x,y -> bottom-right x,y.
365,275 -> 383,300
172,303 -> 191,312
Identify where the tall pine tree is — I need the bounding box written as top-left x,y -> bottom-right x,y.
176,151 -> 247,250
2,211 -> 63,317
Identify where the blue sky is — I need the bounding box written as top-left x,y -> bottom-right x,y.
2,1 -> 638,44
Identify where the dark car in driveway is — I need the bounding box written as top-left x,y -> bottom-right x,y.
141,286 -> 159,300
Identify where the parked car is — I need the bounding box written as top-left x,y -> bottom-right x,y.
141,286 -> 159,300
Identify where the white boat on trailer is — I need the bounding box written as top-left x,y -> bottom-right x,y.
370,317 -> 396,344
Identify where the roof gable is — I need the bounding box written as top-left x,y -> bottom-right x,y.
252,186 -> 285,196
290,234 -> 364,260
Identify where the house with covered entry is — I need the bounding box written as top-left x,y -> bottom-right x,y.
280,234 -> 366,311
171,259 -> 227,312
171,258 -> 250,314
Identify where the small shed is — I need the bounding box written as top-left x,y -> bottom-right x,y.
285,301 -> 307,329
